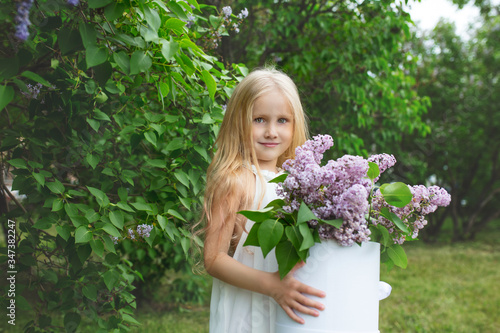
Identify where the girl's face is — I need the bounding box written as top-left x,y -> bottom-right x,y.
251,89 -> 294,172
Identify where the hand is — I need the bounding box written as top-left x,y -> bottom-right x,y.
270,261 -> 326,324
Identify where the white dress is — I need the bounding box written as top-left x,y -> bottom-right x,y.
209,166 -> 280,333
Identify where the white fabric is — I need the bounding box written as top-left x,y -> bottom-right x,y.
210,166 -> 280,333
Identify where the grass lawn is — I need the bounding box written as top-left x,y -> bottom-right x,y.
1,223 -> 497,332
131,224 -> 500,333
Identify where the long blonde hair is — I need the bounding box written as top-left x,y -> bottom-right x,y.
196,67 -> 309,268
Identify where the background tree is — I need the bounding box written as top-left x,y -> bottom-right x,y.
392,9 -> 500,241
0,0 -> 247,330
208,0 -> 430,156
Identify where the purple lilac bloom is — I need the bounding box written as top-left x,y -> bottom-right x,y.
371,184 -> 451,243
128,228 -> 136,240
238,8 -> 249,19
21,83 -> 42,100
67,0 -> 79,6
222,6 -> 232,18
278,135 -> 372,245
14,0 -> 34,41
185,13 -> 196,28
110,236 -> 119,244
137,224 -> 153,239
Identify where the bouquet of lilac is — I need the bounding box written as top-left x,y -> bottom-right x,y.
239,134 -> 451,278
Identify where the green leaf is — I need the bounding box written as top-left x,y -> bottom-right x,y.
86,118 -> 100,132
113,52 -> 130,75
33,218 -> 53,230
21,71 -> 52,87
238,206 -> 274,223
46,180 -> 65,194
52,198 -> 64,212
56,225 -> 71,241
243,223 -> 260,247
8,158 -> 27,169
82,285 -> 97,301
64,312 -> 81,332
174,170 -> 189,187
297,202 -> 317,224
164,18 -> 186,32
144,130 -> 157,147
0,84 -> 14,110
117,202 -> 135,212
321,218 -> 343,228
86,153 -> 99,169
130,51 -> 152,75
380,207 -> 410,234
32,172 -> 45,186
143,6 -> 161,31
167,208 -> 186,221
131,202 -> 152,212
286,226 -> 308,261
298,223 -> 315,251
109,210 -> 124,229
376,224 -> 391,247
90,239 -> 104,258
86,46 -> 108,68
268,173 -> 287,183
87,186 -> 110,208
75,226 -> 92,244
58,29 -> 83,55
102,270 -> 118,291
157,215 -> 168,231
276,241 -> 301,279
258,219 -> 284,258
102,224 -> 120,238
379,182 -> 413,208
88,0 -> 113,8
0,57 -> 19,81
387,244 -> 408,269
164,137 -> 184,151
77,244 -> 92,263
367,162 -> 380,181
167,1 -> 188,20
265,199 -> 286,209
201,70 -> 216,101
104,2 -> 126,21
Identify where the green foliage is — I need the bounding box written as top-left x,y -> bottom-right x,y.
217,0 -> 430,156
393,12 -> 500,241
0,0 -> 246,330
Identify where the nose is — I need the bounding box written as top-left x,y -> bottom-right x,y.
265,123 -> 278,138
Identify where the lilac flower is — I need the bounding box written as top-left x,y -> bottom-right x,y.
371,184 -> 451,243
185,13 -> 196,28
137,224 -> 153,239
222,6 -> 232,19
14,0 -> 34,41
67,0 -> 79,6
237,8 -> 249,19
128,228 -> 136,240
110,236 -> 119,245
276,134 -> 450,246
21,83 -> 42,100
367,153 -> 397,182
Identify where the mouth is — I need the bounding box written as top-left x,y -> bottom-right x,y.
260,142 -> 279,148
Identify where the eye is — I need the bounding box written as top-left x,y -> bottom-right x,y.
254,117 -> 265,123
278,118 -> 289,124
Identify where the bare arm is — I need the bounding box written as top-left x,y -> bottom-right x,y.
204,190 -> 325,324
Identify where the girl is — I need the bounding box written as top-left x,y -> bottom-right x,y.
203,68 -> 326,333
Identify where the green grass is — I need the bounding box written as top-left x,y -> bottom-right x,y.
131,225 -> 500,333
2,223 -> 498,332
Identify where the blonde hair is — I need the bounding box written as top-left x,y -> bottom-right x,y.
194,67 -> 309,271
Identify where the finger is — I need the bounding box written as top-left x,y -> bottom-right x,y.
296,293 -> 325,311
283,306 -> 305,324
292,301 -> 321,317
299,283 -> 326,299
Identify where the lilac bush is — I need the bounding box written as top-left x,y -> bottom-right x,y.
277,134 -> 451,246
241,134 -> 451,277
